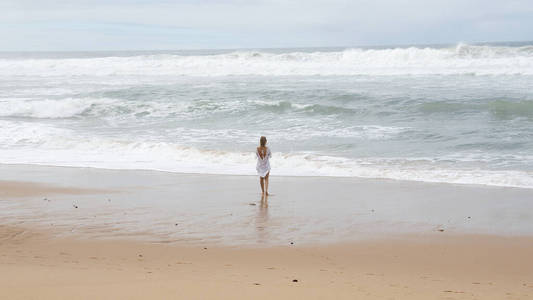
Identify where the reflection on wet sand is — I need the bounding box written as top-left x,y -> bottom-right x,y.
2,164 -> 533,246
255,194 -> 269,243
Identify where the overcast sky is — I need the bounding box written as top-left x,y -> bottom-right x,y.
1,0 -> 532,51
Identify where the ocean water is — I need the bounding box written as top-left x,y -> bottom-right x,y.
1,42 -> 533,188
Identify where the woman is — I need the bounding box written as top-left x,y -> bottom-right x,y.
256,136 -> 271,195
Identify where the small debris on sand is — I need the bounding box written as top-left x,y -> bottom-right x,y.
433,225 -> 445,232
292,279 -> 298,282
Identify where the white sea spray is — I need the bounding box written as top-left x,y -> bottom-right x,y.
0,43 -> 532,188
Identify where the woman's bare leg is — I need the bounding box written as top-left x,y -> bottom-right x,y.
264,172 -> 270,195
259,177 -> 265,194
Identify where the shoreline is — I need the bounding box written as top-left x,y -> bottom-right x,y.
1,162 -> 531,190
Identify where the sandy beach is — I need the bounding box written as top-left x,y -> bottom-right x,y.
2,224 -> 533,300
1,164 -> 533,299
2,0 -> 533,298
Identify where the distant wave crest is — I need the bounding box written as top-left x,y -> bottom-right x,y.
1,43 -> 532,76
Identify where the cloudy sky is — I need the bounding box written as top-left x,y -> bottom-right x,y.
1,0 -> 532,51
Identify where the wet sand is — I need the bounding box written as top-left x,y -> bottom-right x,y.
0,180 -> 107,198
1,164 -> 533,245
1,164 -> 533,298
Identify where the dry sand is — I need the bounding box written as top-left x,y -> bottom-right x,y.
1,225 -> 533,300
1,171 -> 533,299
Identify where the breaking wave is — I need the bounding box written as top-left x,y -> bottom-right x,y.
0,120 -> 531,188
1,43 -> 532,77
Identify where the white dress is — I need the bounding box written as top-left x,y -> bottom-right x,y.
256,147 -> 271,178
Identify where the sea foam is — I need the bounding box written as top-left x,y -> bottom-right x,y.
0,120 -> 532,189
1,44 -> 532,189
1,44 -> 532,77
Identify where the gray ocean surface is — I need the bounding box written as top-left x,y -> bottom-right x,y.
1,42 -> 532,188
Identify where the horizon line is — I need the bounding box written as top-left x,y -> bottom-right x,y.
1,39 -> 531,53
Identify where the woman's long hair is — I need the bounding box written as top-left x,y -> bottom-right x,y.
260,136 -> 267,147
